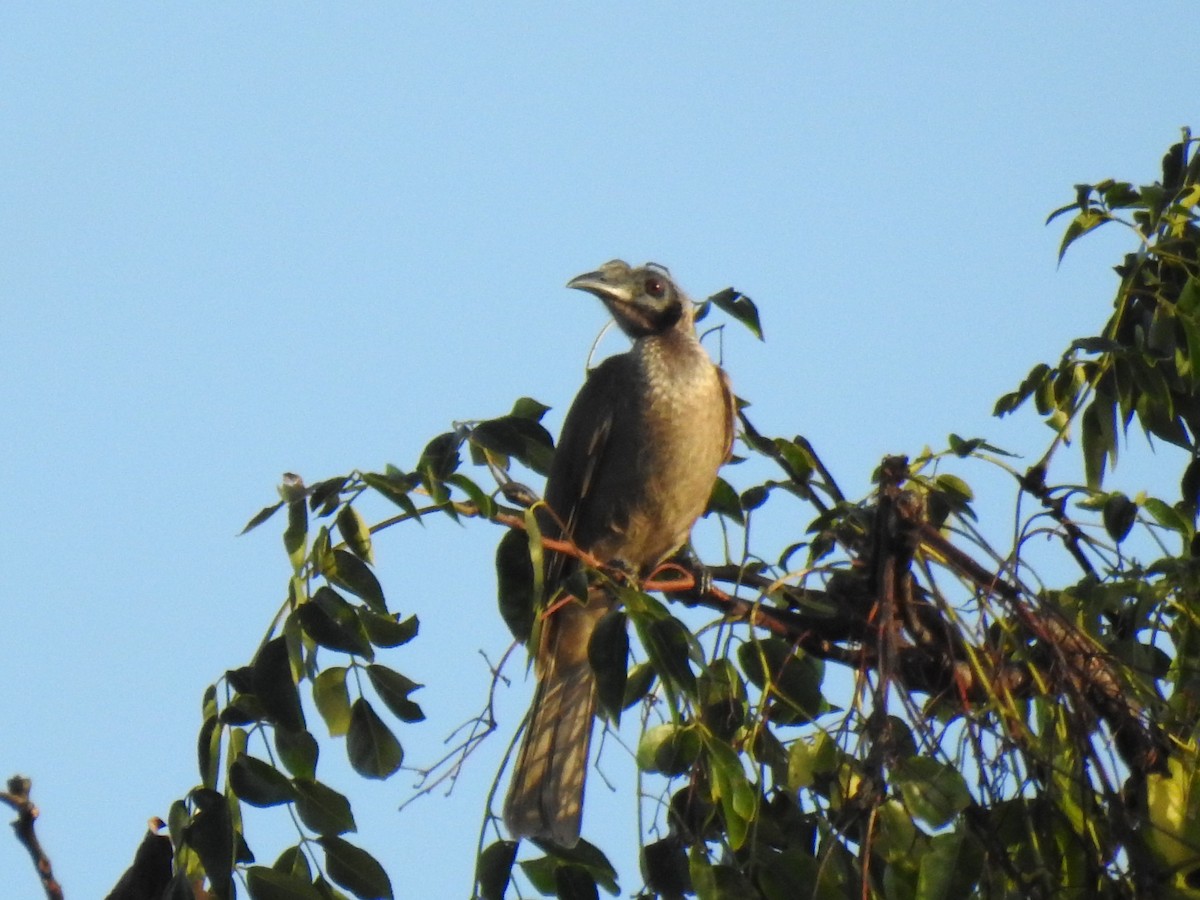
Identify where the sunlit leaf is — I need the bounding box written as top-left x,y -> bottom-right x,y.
313,667 -> 352,737
894,757 -> 972,829
637,723 -> 701,776
335,505 -> 373,565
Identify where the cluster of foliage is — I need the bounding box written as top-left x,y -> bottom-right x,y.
140,130 -> 1200,900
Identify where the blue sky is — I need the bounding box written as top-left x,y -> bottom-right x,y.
3,5 -> 1197,898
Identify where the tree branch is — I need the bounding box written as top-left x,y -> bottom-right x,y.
2,776 -> 63,900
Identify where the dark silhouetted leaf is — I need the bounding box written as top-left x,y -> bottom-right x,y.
709,287 -> 763,340
198,714 -> 221,790
299,587 -> 373,658
183,788 -> 234,900
622,662 -> 657,710
359,610 -> 419,648
319,836 -> 393,900
496,526 -> 537,643
328,549 -> 386,613
293,779 -> 356,836
307,476 -> 348,517
360,471 -> 420,520
642,838 -> 690,898
347,698 -> 403,779
477,839 -> 518,900
254,636 -> 305,733
241,501 -> 284,535
706,476 -> 743,523
230,754 -> 296,808
275,727 -> 318,781
1102,492 -> 1138,543
366,665 -> 425,723
588,610 -> 629,724
247,865 -> 325,900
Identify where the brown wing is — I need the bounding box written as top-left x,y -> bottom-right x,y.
542,352 -> 640,577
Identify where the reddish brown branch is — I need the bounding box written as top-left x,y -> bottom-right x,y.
2,776 -> 63,900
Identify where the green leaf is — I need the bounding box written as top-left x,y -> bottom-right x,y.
622,662 -> 657,710
241,501 -> 284,535
916,829 -> 984,899
229,754 -> 296,808
531,838 -> 619,895
698,658 -> 747,741
470,416 -> 555,476
335,505 -> 374,564
361,471 -> 420,520
366,665 -> 425,723
894,757 -> 972,830
417,431 -> 462,504
708,287 -> 764,340
705,739 -> 755,850
293,779 -> 356,836
247,865 -> 325,900
736,638 -> 824,724
588,610 -> 629,724
1143,497 -> 1193,538
477,839 -> 518,900
496,527 -> 537,643
706,476 -> 744,523
307,476 -> 348,517
328,549 -> 387,613
273,844 -> 311,880
1080,397 -> 1112,490
299,587 -> 373,658
637,723 -> 701,776
347,698 -> 403,779
274,727 -> 319,781
253,636 -> 305,733
1057,208 -> 1110,263
198,713 -> 221,790
511,396 -> 551,421
313,667 -> 352,737
446,472 -> 497,518
283,476 -> 309,572
639,613 -> 698,696
359,610 -> 419,649
319,836 -> 394,900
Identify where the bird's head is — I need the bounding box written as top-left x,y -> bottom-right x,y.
566,259 -> 690,339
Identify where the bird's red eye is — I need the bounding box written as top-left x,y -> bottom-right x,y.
644,277 -> 665,298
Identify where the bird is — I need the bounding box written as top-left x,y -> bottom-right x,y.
503,259 -> 734,847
